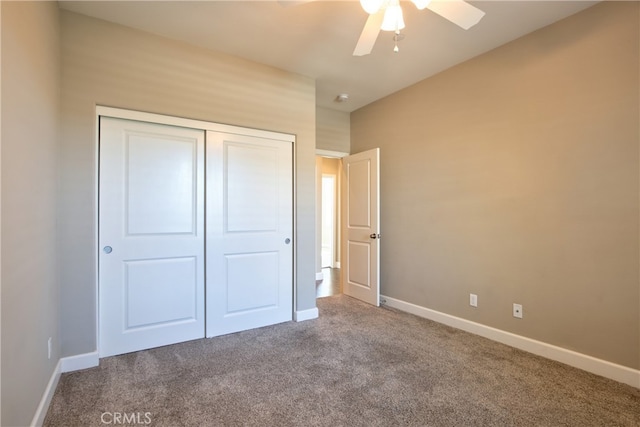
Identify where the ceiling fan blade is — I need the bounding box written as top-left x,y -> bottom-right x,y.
426,0 -> 485,30
353,11 -> 385,56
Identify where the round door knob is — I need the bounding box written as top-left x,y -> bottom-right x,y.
285,238 -> 291,244
103,246 -> 113,254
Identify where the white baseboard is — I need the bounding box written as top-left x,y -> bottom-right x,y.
31,360 -> 61,427
31,352 -> 100,426
316,272 -> 324,281
294,307 -> 319,322
381,295 -> 640,389
61,351 -> 99,373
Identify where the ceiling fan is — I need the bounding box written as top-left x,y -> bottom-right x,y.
278,0 -> 485,56
354,0 -> 486,56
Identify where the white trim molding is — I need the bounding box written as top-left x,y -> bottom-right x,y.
32,352 -> 101,426
97,106 -> 295,143
294,307 -> 319,322
316,271 -> 324,281
61,351 -> 99,373
31,360 -> 61,427
382,295 -> 640,389
316,149 -> 348,158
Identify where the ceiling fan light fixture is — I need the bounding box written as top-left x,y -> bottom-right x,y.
411,0 -> 432,10
381,3 -> 405,32
360,0 -> 385,15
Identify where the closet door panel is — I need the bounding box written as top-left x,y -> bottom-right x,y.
206,131 -> 293,337
99,117 -> 205,357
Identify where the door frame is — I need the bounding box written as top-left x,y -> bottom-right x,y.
95,106 -> 297,356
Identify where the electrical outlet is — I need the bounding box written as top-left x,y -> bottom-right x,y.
513,303 -> 523,319
469,293 -> 478,307
48,337 -> 52,359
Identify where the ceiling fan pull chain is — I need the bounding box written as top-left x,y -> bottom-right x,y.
393,31 -> 404,53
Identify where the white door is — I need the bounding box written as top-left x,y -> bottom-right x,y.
206,131 -> 293,337
343,148 -> 380,306
99,117 -> 205,357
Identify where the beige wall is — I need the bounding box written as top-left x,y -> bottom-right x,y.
317,106 -> 350,153
59,11 -> 317,356
1,2 -> 61,425
321,157 -> 341,176
351,1 -> 639,369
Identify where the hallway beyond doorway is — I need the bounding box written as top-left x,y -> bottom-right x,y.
316,268 -> 341,298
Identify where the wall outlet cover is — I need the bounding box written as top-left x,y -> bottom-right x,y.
513,303 -> 523,318
470,293 -> 478,307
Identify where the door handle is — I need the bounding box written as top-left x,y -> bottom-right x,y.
369,233 -> 380,239
103,246 -> 113,254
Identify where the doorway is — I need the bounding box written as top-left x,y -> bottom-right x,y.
316,155 -> 343,298
314,149 -> 381,305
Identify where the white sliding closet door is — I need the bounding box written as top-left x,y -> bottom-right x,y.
99,117 -> 205,357
99,111 -> 295,357
206,131 -> 293,337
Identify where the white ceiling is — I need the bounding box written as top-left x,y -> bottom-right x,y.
59,0 -> 599,113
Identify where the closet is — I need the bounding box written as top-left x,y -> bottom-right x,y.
99,113 -> 293,357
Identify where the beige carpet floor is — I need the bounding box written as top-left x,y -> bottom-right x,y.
44,295 -> 639,426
